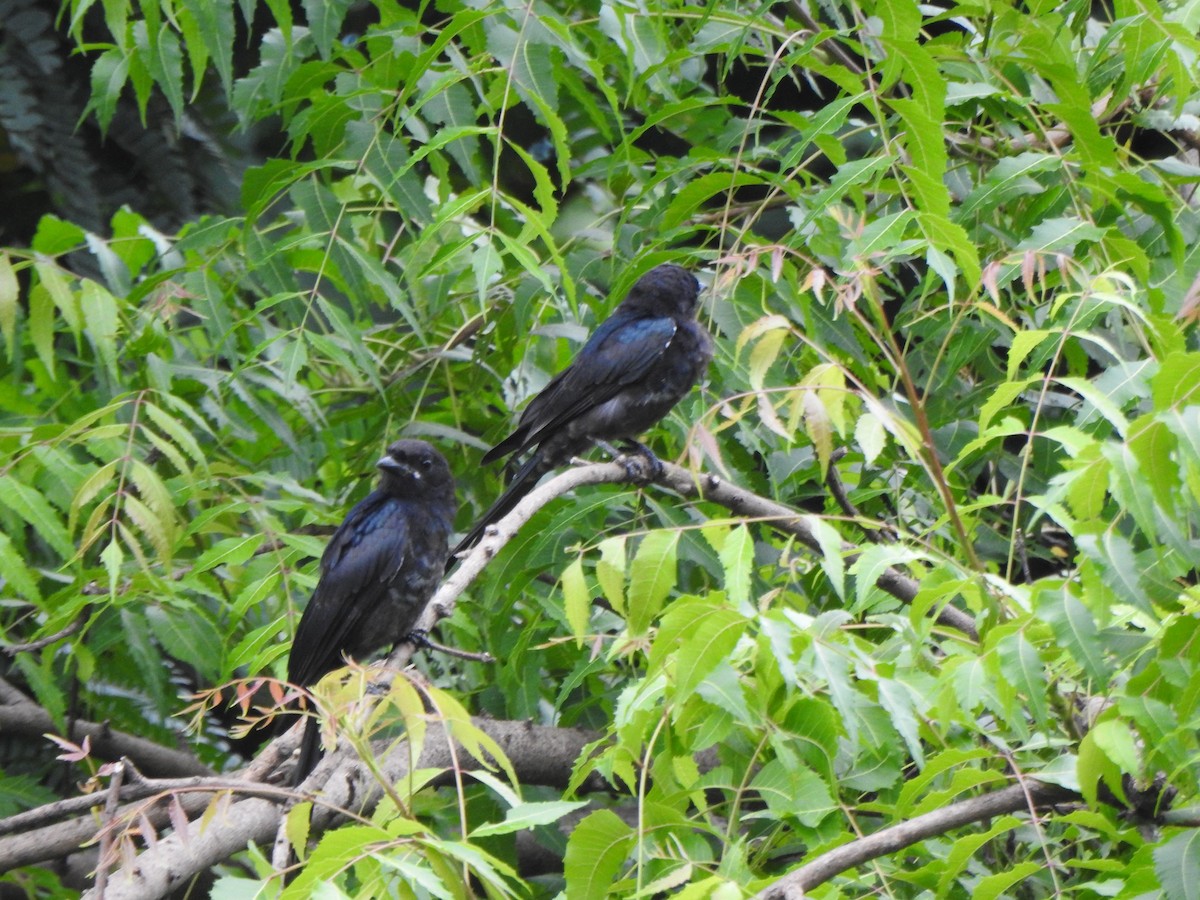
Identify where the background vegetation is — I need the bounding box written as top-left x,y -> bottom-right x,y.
0,0 -> 1198,896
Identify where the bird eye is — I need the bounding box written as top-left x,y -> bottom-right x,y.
421,457 -> 432,469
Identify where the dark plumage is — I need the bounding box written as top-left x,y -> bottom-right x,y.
288,439 -> 456,785
452,263 -> 713,560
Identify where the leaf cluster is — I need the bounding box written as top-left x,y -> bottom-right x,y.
1,0 -> 1199,896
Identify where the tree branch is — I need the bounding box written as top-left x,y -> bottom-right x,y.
0,677 -> 211,778
752,780 -> 1080,899
649,459 -> 978,639
77,719 -> 600,900
439,458 -> 976,641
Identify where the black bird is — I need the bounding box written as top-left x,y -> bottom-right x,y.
288,439 -> 456,785
452,263 -> 713,560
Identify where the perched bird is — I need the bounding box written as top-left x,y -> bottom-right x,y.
288,439 -> 456,785
452,263 -> 713,560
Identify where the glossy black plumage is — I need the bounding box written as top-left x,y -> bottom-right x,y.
452,263 -> 713,560
288,439 -> 456,784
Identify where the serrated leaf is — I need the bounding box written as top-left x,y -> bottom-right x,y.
142,401 -> 209,469
194,535 -> 264,573
561,556 -> 590,645
285,802 -> 312,861
100,538 -> 123,594
88,48 -> 129,134
749,757 -> 835,827
673,603 -> 746,700
0,475 -> 74,560
595,536 -> 626,615
0,532 -> 41,602
996,633 -> 1049,727
563,809 -> 634,900
471,800 -> 588,838
973,861 -> 1042,900
747,327 -> 786,392
627,530 -> 679,636
856,411 -> 887,465
1038,588 -> 1109,686
877,678 -> 924,767
302,0 -> 352,58
0,253 -> 18,354
33,261 -> 79,334
1155,829 -> 1200,900
79,281 -> 120,380
718,525 -> 753,610
181,0 -> 235,92
145,606 -> 224,681
141,24 -> 185,120
1091,719 -> 1141,776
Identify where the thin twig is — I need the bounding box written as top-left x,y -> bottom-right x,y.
92,759 -> 125,898
3,611 -> 88,656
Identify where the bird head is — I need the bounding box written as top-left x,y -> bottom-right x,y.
619,264 -> 701,318
377,439 -> 455,500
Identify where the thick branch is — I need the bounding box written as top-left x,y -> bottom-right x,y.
752,781 -> 1080,899
0,677 -> 210,778
80,719 -> 598,900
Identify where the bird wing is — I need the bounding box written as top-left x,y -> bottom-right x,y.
288,492 -> 410,688
483,313 -> 678,461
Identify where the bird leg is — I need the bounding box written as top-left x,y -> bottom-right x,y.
402,629 -> 432,649
618,440 -> 664,482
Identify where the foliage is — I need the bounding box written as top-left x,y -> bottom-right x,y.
1,0 -> 1199,896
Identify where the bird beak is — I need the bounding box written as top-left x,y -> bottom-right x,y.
377,455 -> 403,473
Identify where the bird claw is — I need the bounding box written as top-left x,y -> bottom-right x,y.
617,441 -> 663,483
404,629 -> 431,649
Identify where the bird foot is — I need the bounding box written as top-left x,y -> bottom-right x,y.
403,629 -> 432,649
617,441 -> 663,483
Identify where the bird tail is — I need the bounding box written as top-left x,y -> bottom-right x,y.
292,715 -> 322,787
448,452 -> 547,568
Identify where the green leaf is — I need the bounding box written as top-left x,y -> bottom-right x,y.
284,802 -> 312,862
88,48 -> 129,134
1155,830 -> 1200,900
996,633 -> 1049,728
595,536 -> 626,615
563,809 -> 634,900
651,594 -> 746,700
626,530 -> 679,636
936,815 -> 1022,895
0,252 -> 18,354
973,861 -> 1042,900
33,261 -> 79,334
181,0 -> 235,92
718,524 -> 753,610
136,23 -> 186,120
1091,718 -> 1141,777
1017,216 -> 1108,253
855,411 -> 887,465
748,757 -> 835,827
193,535 -> 264,573
1037,587 -> 1109,686
79,281 -> 120,381
0,532 -> 41,603
145,606 -> 225,681
561,556 -> 590,645
471,800 -> 588,838
100,538 -> 123,595
958,152 -> 1060,218
1152,352 -> 1200,411
0,476 -> 74,561
302,0 -> 352,59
